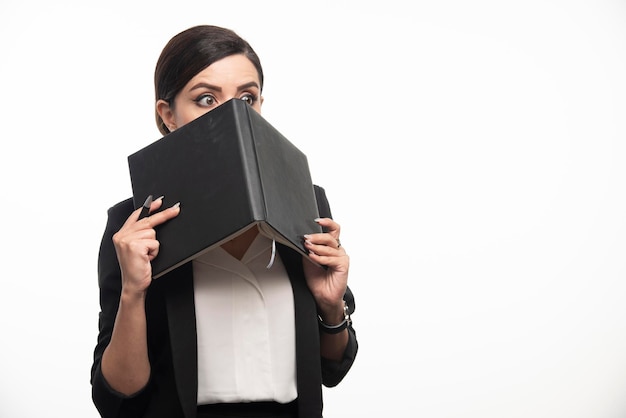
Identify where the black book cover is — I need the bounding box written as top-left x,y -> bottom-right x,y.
128,98 -> 322,279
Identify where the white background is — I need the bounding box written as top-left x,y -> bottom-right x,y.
1,1 -> 626,417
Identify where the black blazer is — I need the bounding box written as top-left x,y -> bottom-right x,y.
91,186 -> 358,418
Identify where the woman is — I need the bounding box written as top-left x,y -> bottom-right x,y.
91,25 -> 358,418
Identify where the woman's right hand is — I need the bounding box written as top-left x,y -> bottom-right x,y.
112,197 -> 181,295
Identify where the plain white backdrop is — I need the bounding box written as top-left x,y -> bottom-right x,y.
1,1 -> 626,416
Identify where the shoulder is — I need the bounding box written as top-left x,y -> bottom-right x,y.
106,197 -> 134,223
100,197 -> 134,240
313,185 -> 333,219
313,184 -> 327,203
109,197 -> 135,216
97,198 -> 135,283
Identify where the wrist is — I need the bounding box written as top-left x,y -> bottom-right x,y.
317,300 -> 344,323
318,300 -> 351,334
120,286 -> 147,305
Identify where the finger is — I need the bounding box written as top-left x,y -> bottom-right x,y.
304,233 -> 338,249
314,217 -> 341,237
120,197 -> 164,229
306,250 -> 349,271
146,239 -> 161,261
147,196 -> 165,215
138,202 -> 181,229
304,236 -> 345,255
135,196 -> 167,220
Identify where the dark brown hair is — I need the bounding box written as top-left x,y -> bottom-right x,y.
154,25 -> 264,135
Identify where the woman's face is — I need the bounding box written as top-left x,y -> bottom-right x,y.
157,54 -> 263,132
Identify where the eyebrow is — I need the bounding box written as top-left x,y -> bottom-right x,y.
189,81 -> 260,92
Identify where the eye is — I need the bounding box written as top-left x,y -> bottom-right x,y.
194,94 -> 217,108
240,93 -> 258,106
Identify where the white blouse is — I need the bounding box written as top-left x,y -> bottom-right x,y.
192,233 -> 297,405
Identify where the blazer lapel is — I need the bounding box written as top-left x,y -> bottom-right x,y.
278,246 -> 323,418
163,263 -> 198,418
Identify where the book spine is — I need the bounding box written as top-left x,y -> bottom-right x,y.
233,102 -> 266,221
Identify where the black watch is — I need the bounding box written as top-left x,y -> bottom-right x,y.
318,300 -> 352,334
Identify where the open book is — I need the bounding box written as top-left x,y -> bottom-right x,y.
128,98 -> 322,279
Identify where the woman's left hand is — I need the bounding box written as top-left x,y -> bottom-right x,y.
302,218 -> 350,320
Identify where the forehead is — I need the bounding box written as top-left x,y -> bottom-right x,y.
186,54 -> 260,87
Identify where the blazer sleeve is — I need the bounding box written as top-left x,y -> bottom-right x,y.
313,186 -> 359,388
91,198 -> 153,418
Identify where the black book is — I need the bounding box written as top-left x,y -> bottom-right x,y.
128,98 -> 322,279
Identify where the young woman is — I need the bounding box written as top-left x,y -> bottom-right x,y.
91,25 -> 358,418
